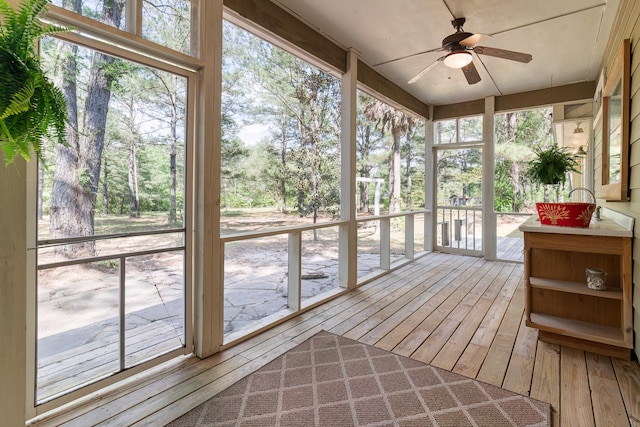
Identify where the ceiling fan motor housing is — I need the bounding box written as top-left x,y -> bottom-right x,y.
442,31 -> 474,50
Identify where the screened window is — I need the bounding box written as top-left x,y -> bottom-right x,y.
220,20 -> 343,338
52,0 -> 127,30
435,115 -> 483,145
36,37 -> 189,404
142,0 -> 193,54
51,0 -> 196,56
356,90 -> 425,215
220,20 -> 342,234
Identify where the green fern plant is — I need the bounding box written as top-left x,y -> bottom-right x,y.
0,0 -> 68,164
527,143 -> 578,186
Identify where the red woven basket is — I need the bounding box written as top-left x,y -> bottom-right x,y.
535,202 -> 596,227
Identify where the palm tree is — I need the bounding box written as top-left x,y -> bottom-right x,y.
363,100 -> 415,213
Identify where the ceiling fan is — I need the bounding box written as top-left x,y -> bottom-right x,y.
408,17 -> 533,85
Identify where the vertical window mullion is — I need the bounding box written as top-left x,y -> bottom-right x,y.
124,0 -> 139,35
119,256 -> 126,371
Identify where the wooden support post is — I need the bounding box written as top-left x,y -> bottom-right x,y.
339,49 -> 358,289
381,218 -> 391,270
288,232 -> 302,311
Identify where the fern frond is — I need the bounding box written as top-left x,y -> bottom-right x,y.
0,78 -> 35,120
0,0 -> 71,164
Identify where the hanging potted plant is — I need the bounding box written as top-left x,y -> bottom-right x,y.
0,0 -> 68,164
527,144 -> 594,227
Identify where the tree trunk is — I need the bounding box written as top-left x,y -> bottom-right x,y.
510,161 -> 521,212
49,0 -> 124,257
80,0 -> 124,231
128,139 -> 138,218
37,161 -> 44,220
297,188 -> 305,216
223,180 -> 228,211
50,38 -> 86,257
389,126 -> 402,213
359,125 -> 372,213
169,75 -> 178,224
280,119 -> 287,213
506,112 -> 520,212
405,139 -> 412,211
102,158 -> 109,214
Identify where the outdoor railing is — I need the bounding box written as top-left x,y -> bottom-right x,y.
34,228 -> 189,407
221,209 -> 430,345
435,206 -> 483,254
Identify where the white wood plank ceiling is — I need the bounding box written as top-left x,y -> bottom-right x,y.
272,0 -> 620,106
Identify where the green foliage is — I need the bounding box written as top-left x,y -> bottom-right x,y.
527,143 -> 578,185
0,0 -> 68,163
493,108 -> 554,212
495,161 -> 515,212
436,148 -> 482,206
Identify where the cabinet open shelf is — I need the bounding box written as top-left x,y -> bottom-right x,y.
520,213 -> 633,358
529,277 -> 622,300
528,313 -> 625,346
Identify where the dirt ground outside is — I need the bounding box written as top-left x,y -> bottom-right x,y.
37,208 -> 521,340
36,209 -> 413,348
34,208 -> 523,399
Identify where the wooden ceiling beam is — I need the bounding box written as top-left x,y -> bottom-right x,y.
433,81 -> 596,119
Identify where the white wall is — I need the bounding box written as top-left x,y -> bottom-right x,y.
0,157 -> 28,426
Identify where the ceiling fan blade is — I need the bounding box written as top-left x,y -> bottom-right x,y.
408,56 -> 445,84
461,61 -> 481,85
460,33 -> 490,47
473,46 -> 532,63
375,46 -> 446,67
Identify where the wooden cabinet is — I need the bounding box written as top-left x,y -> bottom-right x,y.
521,215 -> 633,358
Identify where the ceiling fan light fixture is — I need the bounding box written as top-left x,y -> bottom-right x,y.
444,51 -> 472,69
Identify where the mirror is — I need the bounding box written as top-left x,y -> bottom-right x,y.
601,39 -> 630,201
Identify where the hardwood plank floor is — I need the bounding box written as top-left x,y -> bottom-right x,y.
29,252 -> 640,427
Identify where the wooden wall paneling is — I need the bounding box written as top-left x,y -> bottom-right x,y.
633,262 -> 640,311
433,99 -> 484,120
494,82 -> 595,113
433,82 -> 596,121
594,112 -> 604,194
628,120 -> 640,167
602,0 -> 635,68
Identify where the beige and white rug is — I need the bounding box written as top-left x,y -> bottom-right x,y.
167,330 -> 550,426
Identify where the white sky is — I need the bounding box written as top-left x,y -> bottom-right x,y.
237,124 -> 269,146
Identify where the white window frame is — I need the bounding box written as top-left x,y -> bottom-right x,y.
26,11 -> 200,417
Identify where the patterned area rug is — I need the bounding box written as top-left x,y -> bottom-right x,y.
167,331 -> 550,426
